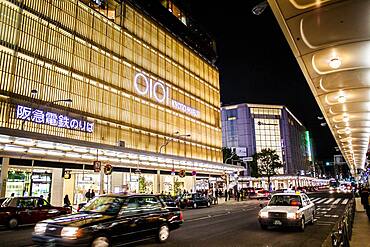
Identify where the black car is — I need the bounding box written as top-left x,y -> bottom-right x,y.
158,195 -> 177,208
178,193 -> 211,209
32,194 -> 183,246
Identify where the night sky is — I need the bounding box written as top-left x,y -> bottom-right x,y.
186,0 -> 337,162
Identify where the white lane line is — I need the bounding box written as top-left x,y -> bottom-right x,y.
333,198 -> 341,204
324,198 -> 335,204
342,199 -> 349,204
316,198 -> 327,204
311,198 -> 321,202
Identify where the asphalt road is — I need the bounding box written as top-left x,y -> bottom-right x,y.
0,191 -> 352,247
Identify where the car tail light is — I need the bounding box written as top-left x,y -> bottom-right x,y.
179,211 -> 183,221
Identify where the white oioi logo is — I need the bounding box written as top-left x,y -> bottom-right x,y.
134,73 -> 200,117
134,73 -> 170,104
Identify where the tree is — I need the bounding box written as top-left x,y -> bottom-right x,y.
139,176 -> 146,193
250,148 -> 283,191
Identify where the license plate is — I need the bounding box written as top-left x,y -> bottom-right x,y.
273,220 -> 282,225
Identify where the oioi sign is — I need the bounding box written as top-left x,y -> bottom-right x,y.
134,73 -> 200,118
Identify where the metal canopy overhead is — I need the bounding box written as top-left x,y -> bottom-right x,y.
267,0 -> 370,173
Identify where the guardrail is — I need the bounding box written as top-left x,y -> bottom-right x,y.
322,195 -> 355,247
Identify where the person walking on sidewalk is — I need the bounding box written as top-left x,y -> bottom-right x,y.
360,186 -> 369,210
224,189 -> 228,201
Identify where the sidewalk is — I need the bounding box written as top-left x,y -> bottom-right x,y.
350,209 -> 370,246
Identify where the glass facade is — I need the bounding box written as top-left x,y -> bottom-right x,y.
0,0 -> 222,162
251,108 -> 282,162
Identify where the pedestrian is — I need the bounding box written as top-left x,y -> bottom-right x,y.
64,194 -> 71,208
91,189 -> 95,199
85,189 -> 91,201
225,189 -> 228,201
360,186 -> 369,210
38,195 -> 44,207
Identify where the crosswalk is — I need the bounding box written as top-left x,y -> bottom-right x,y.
309,197 -> 350,205
308,196 -> 351,225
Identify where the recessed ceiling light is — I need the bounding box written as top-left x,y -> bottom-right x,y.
343,115 -> 349,122
338,95 -> 346,103
329,57 -> 341,69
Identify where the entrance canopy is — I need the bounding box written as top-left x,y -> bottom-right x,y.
0,128 -> 240,175
268,0 -> 370,173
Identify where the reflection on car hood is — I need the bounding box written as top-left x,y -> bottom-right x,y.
42,212 -> 114,227
260,206 -> 299,214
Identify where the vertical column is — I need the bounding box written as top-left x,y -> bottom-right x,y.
156,170 -> 161,194
100,169 -> 105,195
51,169 -> 64,206
0,158 -> 9,197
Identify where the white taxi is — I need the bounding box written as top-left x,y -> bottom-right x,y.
258,191 -> 315,231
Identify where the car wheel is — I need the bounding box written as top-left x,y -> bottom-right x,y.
156,224 -> 170,243
91,236 -> 110,247
8,218 -> 18,229
298,217 -> 305,232
207,201 -> 211,207
260,224 -> 268,230
193,203 -> 197,209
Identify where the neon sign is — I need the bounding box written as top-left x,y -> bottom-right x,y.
134,73 -> 200,117
16,105 -> 94,133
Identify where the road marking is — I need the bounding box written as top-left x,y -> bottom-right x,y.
342,199 -> 349,204
324,198 -> 335,204
316,222 -> 333,226
333,198 -> 341,204
311,198 -> 321,202
316,198 -> 327,204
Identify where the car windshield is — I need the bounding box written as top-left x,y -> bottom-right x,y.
80,196 -> 125,215
268,195 -> 302,206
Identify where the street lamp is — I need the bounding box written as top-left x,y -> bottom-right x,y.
20,93 -> 73,130
158,132 -> 191,154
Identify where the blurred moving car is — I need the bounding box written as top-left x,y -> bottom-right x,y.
177,193 -> 211,209
32,194 -> 183,246
250,189 -> 271,199
158,194 -> 177,207
0,197 -> 72,229
258,192 -> 315,232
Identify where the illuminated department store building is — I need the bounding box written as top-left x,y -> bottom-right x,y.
221,103 -> 315,189
0,0 -> 239,206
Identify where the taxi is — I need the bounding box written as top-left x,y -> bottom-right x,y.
258,191 -> 315,231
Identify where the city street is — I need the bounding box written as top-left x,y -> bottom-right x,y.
0,191 -> 352,247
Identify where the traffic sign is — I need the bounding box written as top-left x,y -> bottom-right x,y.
93,161 -> 101,172
242,157 -> 253,162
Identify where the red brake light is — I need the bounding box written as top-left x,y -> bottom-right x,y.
179,211 -> 183,221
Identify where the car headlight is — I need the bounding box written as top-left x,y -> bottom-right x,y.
61,227 -> 80,239
34,223 -> 47,235
287,213 -> 297,219
259,211 -> 269,218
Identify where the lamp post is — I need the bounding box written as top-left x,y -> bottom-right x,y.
20,90 -> 73,131
158,132 -> 190,195
158,132 -> 191,154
